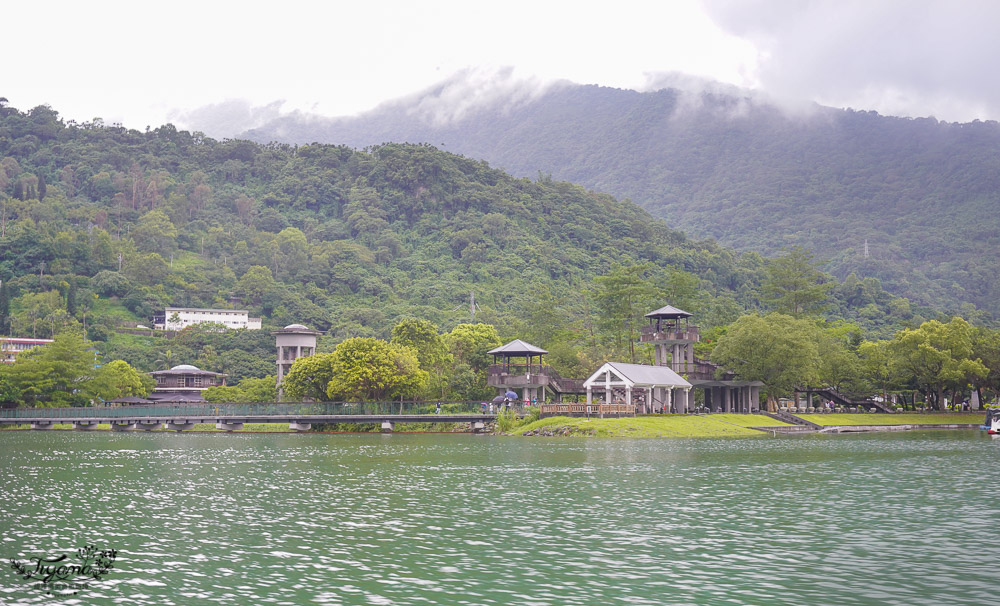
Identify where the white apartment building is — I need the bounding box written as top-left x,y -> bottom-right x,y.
154,307 -> 262,331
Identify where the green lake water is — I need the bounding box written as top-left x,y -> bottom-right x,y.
1,430 -> 997,605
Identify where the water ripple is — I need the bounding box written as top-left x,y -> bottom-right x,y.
1,430 -> 998,604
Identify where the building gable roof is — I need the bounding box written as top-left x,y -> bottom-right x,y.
583,362 -> 691,389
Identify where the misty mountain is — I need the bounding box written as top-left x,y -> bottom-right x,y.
242,82 -> 1000,317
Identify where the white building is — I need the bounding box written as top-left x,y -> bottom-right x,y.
154,307 -> 262,331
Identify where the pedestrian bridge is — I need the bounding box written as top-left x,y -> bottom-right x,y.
0,401 -> 495,433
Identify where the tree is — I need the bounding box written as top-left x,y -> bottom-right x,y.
889,318 -> 988,410
391,318 -> 452,397
326,337 -> 427,401
88,360 -> 154,402
0,280 -> 9,335
281,352 -> 337,401
204,376 -> 277,402
971,326 -> 1000,404
236,265 -> 276,305
711,313 -> 823,409
761,246 -> 832,318
593,263 -> 656,361
858,339 -> 905,407
7,331 -> 95,407
443,323 -> 502,374
132,209 -> 178,256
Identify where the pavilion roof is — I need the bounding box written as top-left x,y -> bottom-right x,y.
488,339 -> 549,356
645,305 -> 693,319
583,362 -> 691,389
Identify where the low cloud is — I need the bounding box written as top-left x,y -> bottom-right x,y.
703,0 -> 1000,122
383,66 -> 566,127
169,99 -> 290,139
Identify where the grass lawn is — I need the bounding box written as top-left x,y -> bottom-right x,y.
797,413 -> 984,426
514,414 -> 779,438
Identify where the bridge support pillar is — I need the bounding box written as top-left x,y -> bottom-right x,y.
288,422 -> 311,432
381,421 -> 395,433
135,421 -> 161,431
73,421 -> 99,431
216,421 -> 244,432
166,421 -> 194,432
30,421 -> 53,430
110,421 -> 134,431
470,421 -> 485,433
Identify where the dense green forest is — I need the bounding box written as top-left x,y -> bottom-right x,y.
0,99 -> 967,403
243,82 -> 1000,317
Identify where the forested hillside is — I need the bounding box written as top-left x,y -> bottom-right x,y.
0,101 -> 939,387
243,83 -> 1000,317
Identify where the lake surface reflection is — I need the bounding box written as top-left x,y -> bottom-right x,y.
1,430 -> 998,605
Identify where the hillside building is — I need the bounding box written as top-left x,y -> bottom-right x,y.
0,337 -> 55,364
153,307 -> 262,331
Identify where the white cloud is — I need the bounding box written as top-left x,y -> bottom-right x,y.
703,0 -> 1000,121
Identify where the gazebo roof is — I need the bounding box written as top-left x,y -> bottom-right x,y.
488,339 -> 548,356
150,364 -> 226,377
583,362 -> 692,389
645,305 -> 693,320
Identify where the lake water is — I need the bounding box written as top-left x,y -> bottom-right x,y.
1,430 -> 997,605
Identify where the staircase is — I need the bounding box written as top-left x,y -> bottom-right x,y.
796,386 -> 894,413
763,411 -> 822,430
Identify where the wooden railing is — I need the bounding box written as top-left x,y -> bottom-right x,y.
540,403 -> 636,416
639,324 -> 700,342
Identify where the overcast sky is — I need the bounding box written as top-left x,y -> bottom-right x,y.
4,0 -> 998,136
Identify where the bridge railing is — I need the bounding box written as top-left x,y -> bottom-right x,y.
0,400 -> 486,420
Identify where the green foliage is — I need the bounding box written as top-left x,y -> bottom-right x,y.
0,99 -> 961,396
204,375 -> 277,403
495,408 -> 523,433
281,352 -> 337,401
391,317 -> 452,397
761,247 -> 832,318
87,359 -> 154,402
443,324 -> 502,373
326,337 -> 428,401
592,263 -> 657,361
6,331 -> 95,407
888,318 -> 988,410
248,84 -> 1000,319
710,313 -> 822,402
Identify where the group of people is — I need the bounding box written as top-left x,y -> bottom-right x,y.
479,392 -> 537,414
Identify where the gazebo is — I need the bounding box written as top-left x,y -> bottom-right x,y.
584,362 -> 692,415
488,339 -> 548,372
487,339 -> 551,403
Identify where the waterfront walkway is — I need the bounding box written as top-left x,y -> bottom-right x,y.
0,401 -> 494,432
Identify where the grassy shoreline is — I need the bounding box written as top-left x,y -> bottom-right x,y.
511,413 -> 984,438
1,413 -> 984,437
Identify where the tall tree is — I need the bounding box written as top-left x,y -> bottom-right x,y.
592,263 -> 656,361
711,313 -> 822,409
889,318 -> 988,410
0,280 -> 9,335
761,246 -> 832,318
391,318 -> 452,397
326,337 -> 427,401
282,353 -> 337,401
7,331 -> 95,407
